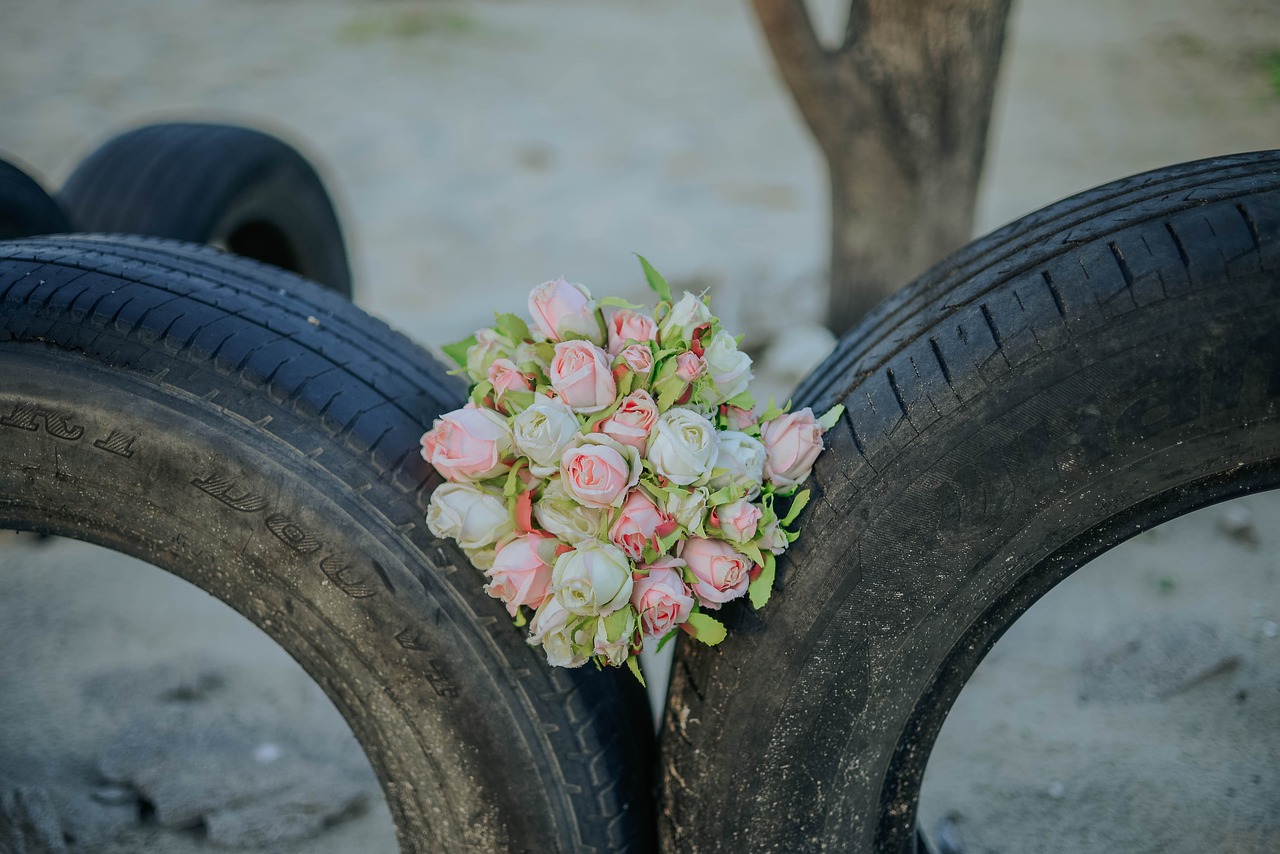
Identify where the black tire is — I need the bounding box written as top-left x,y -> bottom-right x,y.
659,151 -> 1280,852
0,235 -> 654,853
58,123 -> 353,297
0,157 -> 71,240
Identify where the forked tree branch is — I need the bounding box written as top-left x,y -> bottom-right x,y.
749,0 -> 842,141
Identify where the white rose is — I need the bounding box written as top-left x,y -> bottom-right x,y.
702,330 -> 753,404
663,486 -> 709,534
593,608 -> 637,667
551,540 -> 634,616
646,407 -> 718,486
757,516 -> 789,555
708,430 -> 766,499
534,478 -> 607,544
426,482 -> 513,550
528,597 -> 589,668
658,292 -> 712,346
512,396 -> 581,477
464,327 -> 515,384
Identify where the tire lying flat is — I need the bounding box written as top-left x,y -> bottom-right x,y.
0,236 -> 653,853
659,151 -> 1280,852
59,123 -> 353,297
0,156 -> 71,240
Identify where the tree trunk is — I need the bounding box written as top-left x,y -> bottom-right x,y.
751,0 -> 1013,335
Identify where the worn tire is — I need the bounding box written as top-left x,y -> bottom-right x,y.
0,235 -> 654,853
59,123 -> 353,297
660,151 -> 1280,852
0,157 -> 71,240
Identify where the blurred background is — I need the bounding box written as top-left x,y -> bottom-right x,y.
1,0 -> 1278,851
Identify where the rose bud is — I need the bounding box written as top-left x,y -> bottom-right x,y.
551,540 -> 634,616
592,607 -> 639,666
464,327 -> 516,384
631,558 -> 694,637
679,536 -> 753,608
618,342 -> 654,376
646,407 -> 718,486
761,408 -> 825,489
426,482 -> 513,550
609,488 -> 675,561
528,597 -> 590,668
657,291 -> 713,346
484,532 -> 560,616
549,339 -> 616,412
528,276 -> 603,343
560,434 -> 641,509
606,308 -> 658,355
702,330 -> 753,404
711,497 -> 762,543
512,395 -> 580,477
534,478 -> 607,545
708,430 -> 766,498
599,390 -> 658,451
420,405 -> 513,482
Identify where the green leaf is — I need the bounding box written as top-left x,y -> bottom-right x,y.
636,254 -> 673,304
656,527 -> 684,555
602,607 -> 634,642
705,484 -> 738,506
513,608 -> 528,628
656,628 -> 679,653
469,380 -> 494,407
599,295 -> 646,311
626,655 -> 647,686
817,403 -> 845,431
442,334 -> 477,369
494,312 -> 531,342
780,489 -> 811,526
723,390 -> 755,410
748,552 -> 776,610
759,396 -> 791,423
685,611 -> 727,646
736,539 -> 764,568
503,461 -> 527,498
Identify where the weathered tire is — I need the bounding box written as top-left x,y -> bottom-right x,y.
660,151 -> 1280,852
0,235 -> 654,853
58,123 -> 353,297
0,156 -> 71,240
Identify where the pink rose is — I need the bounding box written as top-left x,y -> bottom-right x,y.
420,405 -> 513,482
711,498 -> 761,543
723,405 -> 756,431
606,308 -> 658,355
550,340 -> 616,412
675,351 -> 704,383
679,536 -> 752,608
599,390 -> 658,451
528,276 -> 602,343
488,358 -> 532,395
618,343 -> 654,376
560,435 -> 640,509
484,532 -> 560,616
631,558 -> 694,637
609,488 -> 675,560
761,408 -> 824,489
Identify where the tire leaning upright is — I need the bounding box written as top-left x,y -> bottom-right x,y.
0,156 -> 71,240
660,151 -> 1280,852
0,235 -> 653,853
59,123 -> 353,297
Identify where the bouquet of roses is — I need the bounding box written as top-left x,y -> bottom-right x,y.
420,257 -> 841,679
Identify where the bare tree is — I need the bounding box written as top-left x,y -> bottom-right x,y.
752,0 -> 1013,334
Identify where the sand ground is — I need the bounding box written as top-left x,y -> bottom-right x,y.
1,0 -> 1278,850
